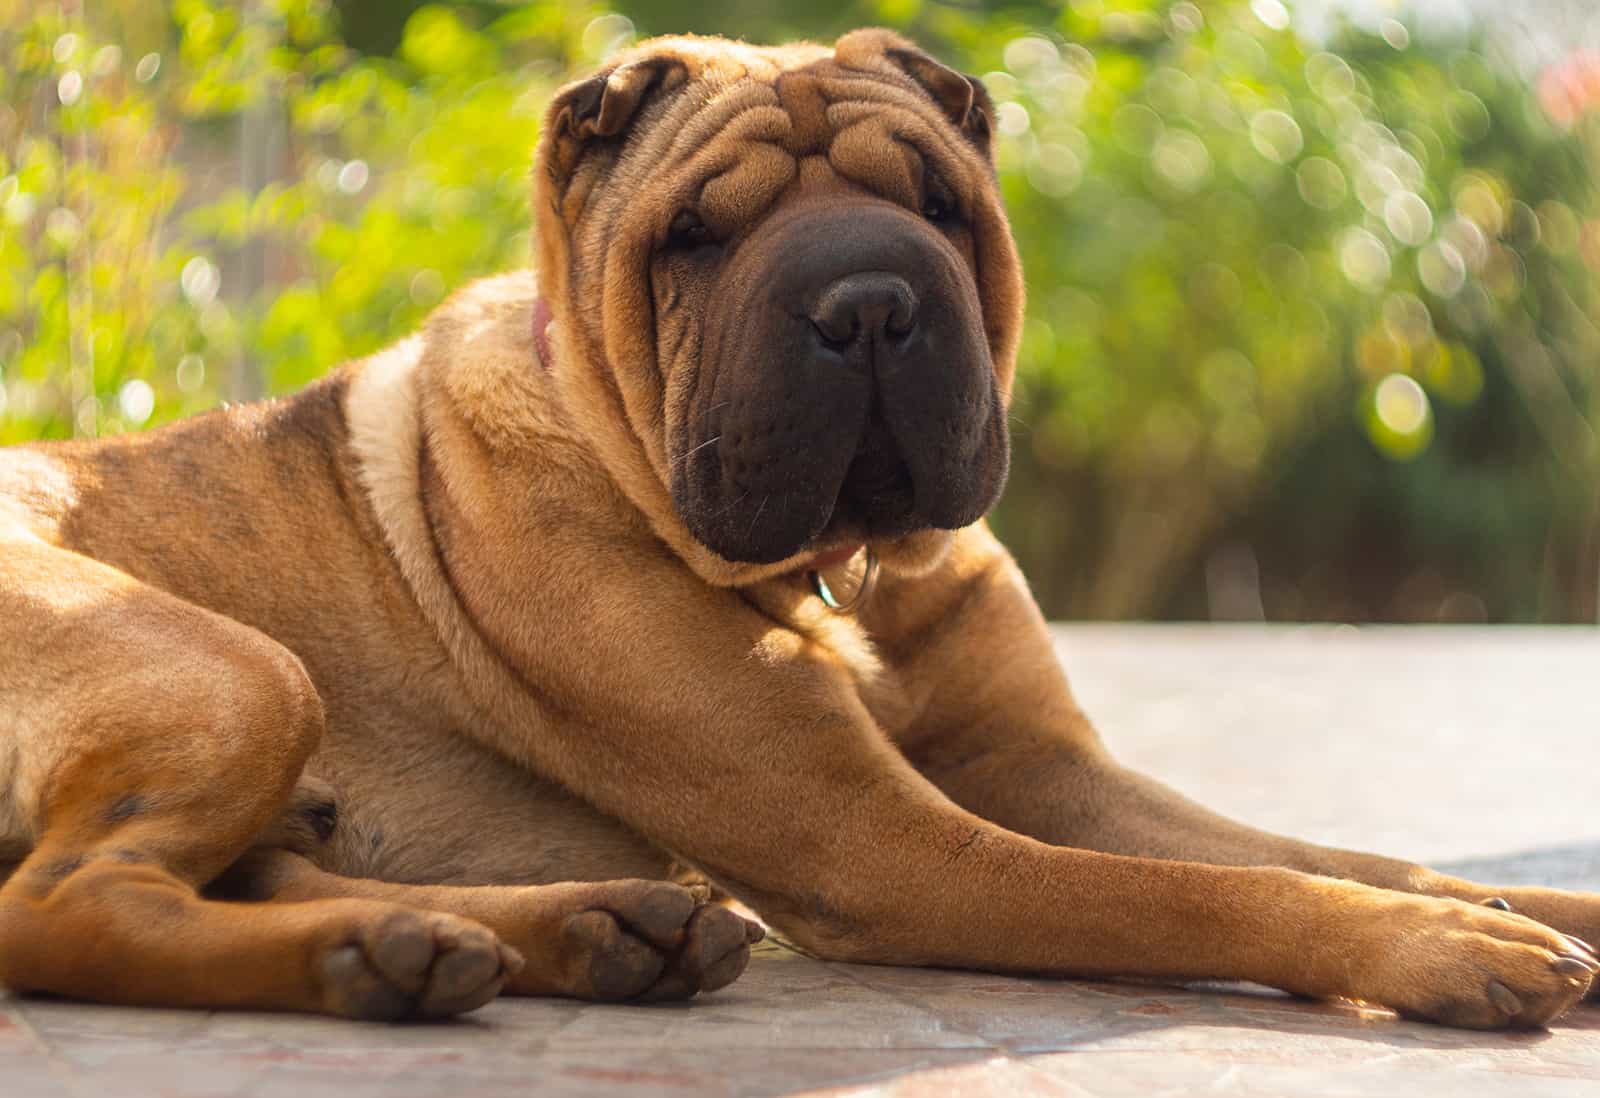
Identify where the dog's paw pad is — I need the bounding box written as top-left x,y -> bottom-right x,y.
638,904 -> 761,1001
320,909 -> 519,1021
559,881 -> 761,1002
563,909 -> 669,1000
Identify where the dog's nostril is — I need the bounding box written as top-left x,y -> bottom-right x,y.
809,272 -> 919,348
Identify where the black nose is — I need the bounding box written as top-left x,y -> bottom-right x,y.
809,272 -> 919,349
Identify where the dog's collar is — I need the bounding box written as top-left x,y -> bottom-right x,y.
532,296 -> 554,370
809,547 -> 879,614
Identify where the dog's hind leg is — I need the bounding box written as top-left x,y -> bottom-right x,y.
0,535 -> 519,1018
220,850 -> 763,1002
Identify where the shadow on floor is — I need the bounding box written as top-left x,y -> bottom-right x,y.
1433,841 -> 1600,891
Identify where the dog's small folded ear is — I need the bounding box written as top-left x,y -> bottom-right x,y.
836,29 -> 994,157
554,57 -> 684,142
543,56 -> 687,183
884,46 -> 994,155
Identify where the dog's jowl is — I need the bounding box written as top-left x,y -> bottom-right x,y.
0,30 -> 1596,1026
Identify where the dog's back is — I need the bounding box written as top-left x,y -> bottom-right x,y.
2,378 -> 359,617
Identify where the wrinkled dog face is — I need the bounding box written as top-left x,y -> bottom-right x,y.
536,31 -> 1024,567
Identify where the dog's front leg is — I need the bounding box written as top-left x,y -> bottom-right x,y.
875,526 -> 1600,995
440,518 -> 1594,1028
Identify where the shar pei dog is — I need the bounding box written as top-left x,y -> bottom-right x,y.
1,30 -> 1597,1027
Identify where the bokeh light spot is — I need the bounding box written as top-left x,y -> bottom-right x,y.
1380,19 -> 1411,50
1441,213 -> 1489,268
1382,293 -> 1433,346
995,101 -> 1030,137
336,159 -> 369,195
181,256 -> 220,307
1355,161 -> 1403,216
4,190 -> 35,226
1168,2 -> 1204,35
1367,373 -> 1433,459
1384,191 -> 1433,246
1375,373 -> 1429,435
117,379 -> 155,426
1027,143 -> 1084,197
1250,0 -> 1290,32
91,45 -> 121,77
1339,228 -> 1391,289
981,71 -> 1019,101
1296,156 -> 1346,209
581,15 -> 635,61
175,355 -> 205,393
1151,130 -> 1212,193
1454,175 -> 1504,234
45,208 -> 82,249
1417,240 -> 1466,297
1004,35 -> 1059,76
57,70 -> 83,106
409,268 -> 445,307
1305,52 -> 1355,100
1250,110 -> 1303,164
52,33 -> 80,64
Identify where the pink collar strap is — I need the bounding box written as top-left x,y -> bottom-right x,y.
532,296 -> 554,370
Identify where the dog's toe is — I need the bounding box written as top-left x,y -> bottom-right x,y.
319,909 -> 517,1021
552,881 -> 761,1002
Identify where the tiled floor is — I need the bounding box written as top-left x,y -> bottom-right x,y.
7,626 -> 1600,1097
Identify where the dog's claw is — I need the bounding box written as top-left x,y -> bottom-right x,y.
1486,979 -> 1523,1017
1554,954 -> 1598,978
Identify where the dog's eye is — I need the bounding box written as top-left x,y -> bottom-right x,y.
921,183 -> 959,226
666,210 -> 714,250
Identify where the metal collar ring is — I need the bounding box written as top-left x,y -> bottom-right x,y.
809,548 -> 880,614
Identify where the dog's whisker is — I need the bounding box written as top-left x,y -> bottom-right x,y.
711,490 -> 749,518
746,494 -> 770,537
672,435 -> 722,468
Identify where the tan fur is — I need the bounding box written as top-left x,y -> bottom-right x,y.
0,30 -> 1598,1029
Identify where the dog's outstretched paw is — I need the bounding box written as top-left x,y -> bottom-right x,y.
319,908 -> 522,1020
542,880 -> 763,1002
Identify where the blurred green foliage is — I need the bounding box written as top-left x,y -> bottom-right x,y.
3,0 -> 1597,621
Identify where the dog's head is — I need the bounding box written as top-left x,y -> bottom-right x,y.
533,29 -> 1023,581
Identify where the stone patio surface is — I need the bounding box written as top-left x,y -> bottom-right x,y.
6,625 -> 1599,1097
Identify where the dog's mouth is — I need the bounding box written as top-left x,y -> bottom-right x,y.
673,398 -> 988,568
782,409 -> 923,571
827,410 -> 919,538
